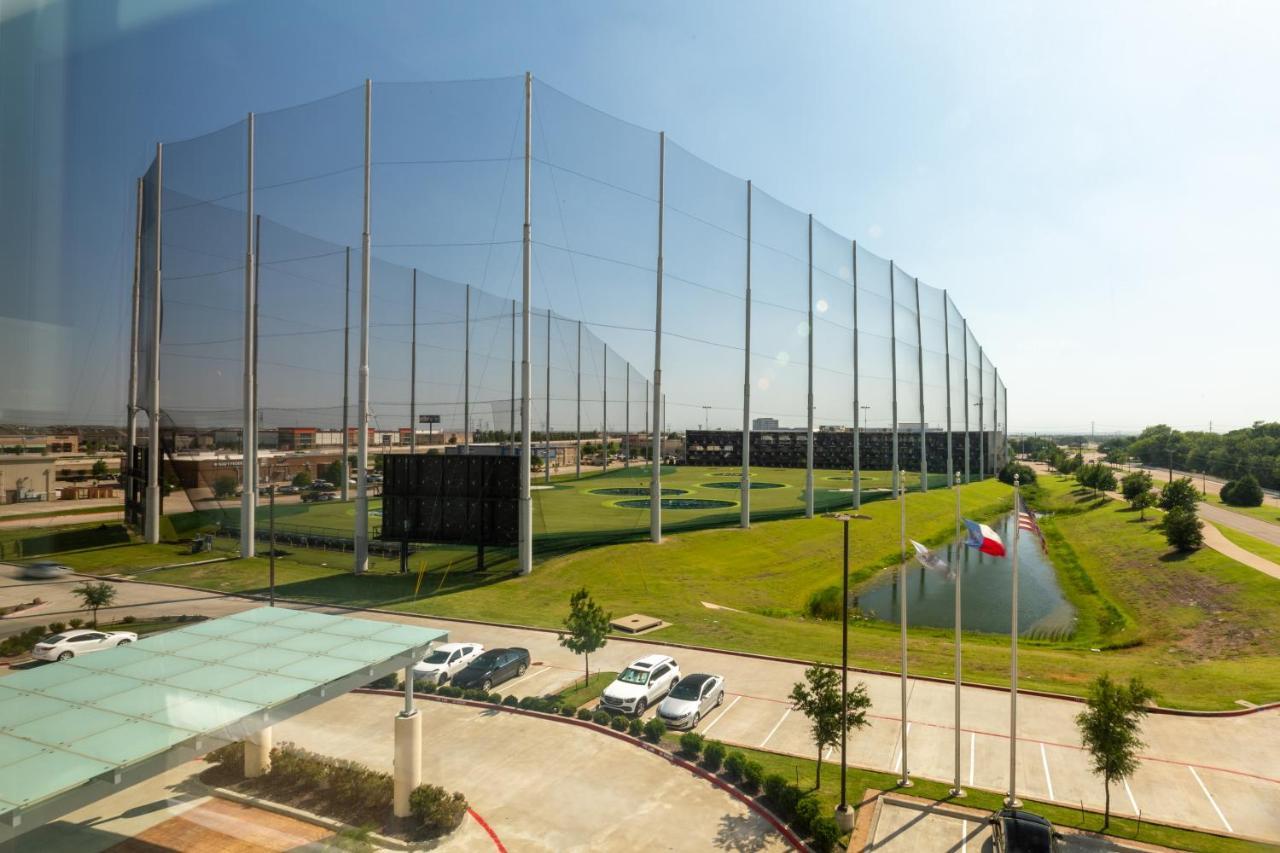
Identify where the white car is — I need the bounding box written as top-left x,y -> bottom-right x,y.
32,629 -> 138,662
20,561 -> 71,580
658,673 -> 726,729
599,654 -> 681,715
412,642 -> 483,686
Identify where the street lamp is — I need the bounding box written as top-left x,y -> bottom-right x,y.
829,510 -> 870,832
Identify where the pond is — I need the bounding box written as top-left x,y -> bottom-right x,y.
852,512 -> 1077,639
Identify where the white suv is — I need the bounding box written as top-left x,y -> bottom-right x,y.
600,654 -> 681,715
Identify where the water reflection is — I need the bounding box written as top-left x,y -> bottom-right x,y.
853,512 -> 1076,638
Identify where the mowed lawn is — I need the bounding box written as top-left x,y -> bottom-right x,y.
1205,494 -> 1280,527
28,472 -> 1280,709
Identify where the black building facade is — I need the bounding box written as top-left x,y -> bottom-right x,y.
684,429 -> 997,477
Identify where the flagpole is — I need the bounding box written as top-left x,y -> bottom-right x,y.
1007,473 -> 1022,806
898,467 -> 911,787
952,468 -> 964,796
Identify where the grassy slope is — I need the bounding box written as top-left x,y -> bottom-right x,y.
30,473 -> 1280,709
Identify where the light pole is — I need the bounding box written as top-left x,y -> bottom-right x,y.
861,405 -> 871,432
702,406 -> 712,432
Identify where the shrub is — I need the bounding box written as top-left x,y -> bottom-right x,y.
643,717 -> 667,743
724,750 -> 747,781
592,710 -> 611,725
679,731 -> 705,758
438,685 -> 462,698
1164,506 -> 1204,552
69,618 -> 83,628
366,672 -> 398,690
463,688 -> 488,702
1222,474 -> 1264,507
702,740 -> 726,772
47,621 -> 66,634
121,614 -> 136,624
628,717 -> 644,737
793,793 -> 821,835
501,694 -> 519,706
741,760 -> 765,793
205,741 -> 244,767
416,680 -> 438,695
998,461 -> 1036,486
409,784 -> 468,836
577,708 -> 593,721
1159,478 -> 1199,512
610,715 -> 629,732
810,816 -> 842,853
805,584 -> 842,620
763,774 -> 799,818
561,705 -> 577,718
486,693 -> 502,705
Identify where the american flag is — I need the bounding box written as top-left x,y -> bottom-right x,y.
1016,493 -> 1046,552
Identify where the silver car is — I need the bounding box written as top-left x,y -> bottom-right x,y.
21,561 -> 70,580
657,673 -> 725,729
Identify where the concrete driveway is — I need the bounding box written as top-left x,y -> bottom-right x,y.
277,693 -> 792,852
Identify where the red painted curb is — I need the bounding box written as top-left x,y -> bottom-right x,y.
467,806 -> 507,852
355,689 -> 809,851
118,575 -> 1280,717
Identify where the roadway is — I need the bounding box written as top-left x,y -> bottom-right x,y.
3,572 -> 1277,845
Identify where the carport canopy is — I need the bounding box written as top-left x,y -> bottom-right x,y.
0,606 -> 447,842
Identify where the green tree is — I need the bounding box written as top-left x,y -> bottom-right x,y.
213,475 -> 238,499
559,588 -> 611,688
998,462 -> 1036,486
1159,477 -> 1199,512
1221,474 -> 1264,508
788,664 -> 871,788
292,470 -> 313,488
1164,506 -> 1203,552
1121,471 -> 1154,503
90,459 -> 109,481
320,460 -> 344,485
73,581 -> 118,627
1130,489 -> 1157,520
1075,675 -> 1155,829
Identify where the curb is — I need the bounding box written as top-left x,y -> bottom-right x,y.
355,688 -> 810,852
111,575 -> 1280,717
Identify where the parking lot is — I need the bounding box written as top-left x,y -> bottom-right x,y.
5,575 -> 1279,845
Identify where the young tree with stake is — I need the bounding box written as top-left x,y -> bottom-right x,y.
560,587 -> 611,687
1075,674 -> 1155,828
73,581 -> 118,627
788,663 -> 871,788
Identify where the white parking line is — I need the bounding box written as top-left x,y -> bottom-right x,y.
961,819 -> 968,853
1189,767 -> 1233,833
503,666 -> 553,691
1123,778 -> 1139,815
1040,742 -> 1055,801
759,708 -> 791,748
969,732 -> 976,786
701,695 -> 740,735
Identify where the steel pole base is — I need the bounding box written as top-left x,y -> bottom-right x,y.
834,804 -> 855,833
949,787 -> 966,798
1003,795 -> 1022,808
898,777 -> 913,788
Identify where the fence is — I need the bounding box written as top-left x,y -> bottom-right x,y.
128,76 -> 1008,573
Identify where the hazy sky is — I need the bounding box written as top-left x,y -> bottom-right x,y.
3,0 -> 1277,433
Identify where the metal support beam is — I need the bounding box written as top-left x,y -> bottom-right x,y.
409,271 -> 417,455
805,214 -> 815,518
464,284 -> 471,455
851,241 -> 860,510
740,180 -> 752,528
576,320 -> 582,479
889,262 -> 899,497
650,131 -> 665,543
914,277 -> 927,494
943,290 -> 953,491
518,72 -> 533,576
545,307 -> 551,483
341,247 -> 351,501
126,177 -> 142,521
144,143 -> 163,545
963,319 -> 971,484
241,113 -> 257,557
354,79 -> 372,574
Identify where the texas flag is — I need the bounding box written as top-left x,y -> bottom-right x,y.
963,519 -> 1007,557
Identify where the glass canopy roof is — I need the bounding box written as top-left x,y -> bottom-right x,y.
0,606 -> 446,826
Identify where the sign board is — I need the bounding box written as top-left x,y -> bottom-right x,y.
381,455 -> 518,547
418,414 -> 441,424
534,448 -> 557,459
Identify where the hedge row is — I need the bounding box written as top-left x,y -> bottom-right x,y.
204,741 -> 467,838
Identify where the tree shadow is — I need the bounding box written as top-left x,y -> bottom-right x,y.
1158,548 -> 1196,563
713,811 -> 773,852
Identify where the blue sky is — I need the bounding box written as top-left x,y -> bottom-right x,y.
2,0 -> 1276,433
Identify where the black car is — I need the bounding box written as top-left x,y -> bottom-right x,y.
991,809 -> 1060,853
452,647 -> 530,691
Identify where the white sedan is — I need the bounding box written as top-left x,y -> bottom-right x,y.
32,629 -> 138,662
412,642 -> 483,686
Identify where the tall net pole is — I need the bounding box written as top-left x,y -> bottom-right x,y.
650,131 -> 665,543
897,467 -> 911,787
576,320 -> 582,479
464,284 -> 471,454
409,271 -> 417,455
889,262 -> 900,498
914,276 -> 927,494
943,290 -> 953,491
518,72 -> 533,576
241,113 -> 257,557
1008,477 -> 1023,805
851,241 -> 860,510
601,344 -> 607,472
354,79 -> 372,575
144,142 -> 163,546
509,298 -> 515,457
545,307 -> 551,483
341,247 -> 351,501
804,214 -> 815,518
126,177 -> 142,519
963,318 -> 971,484
977,345 -> 985,482
740,180 -> 752,528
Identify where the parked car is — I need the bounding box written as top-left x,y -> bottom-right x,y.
277,484 -> 299,495
413,642 -> 483,686
657,673 -> 725,729
20,561 -> 70,580
600,654 -> 681,715
990,809 -> 1061,853
311,479 -> 332,489
301,490 -> 337,503
452,647 -> 530,691
32,629 -> 138,662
